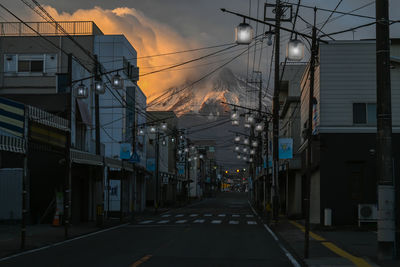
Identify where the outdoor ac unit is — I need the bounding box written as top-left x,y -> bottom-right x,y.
358,204 -> 377,226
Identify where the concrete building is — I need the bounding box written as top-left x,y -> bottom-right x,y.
0,21 -> 147,223
298,40 -> 400,226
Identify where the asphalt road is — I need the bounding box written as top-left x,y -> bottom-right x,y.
1,192 -> 296,267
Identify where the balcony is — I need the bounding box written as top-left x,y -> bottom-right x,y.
0,21 -> 103,36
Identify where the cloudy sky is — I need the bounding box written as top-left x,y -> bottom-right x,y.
1,0 -> 400,98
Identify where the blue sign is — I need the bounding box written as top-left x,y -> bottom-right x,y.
120,143 -> 131,160
177,163 -> 185,175
0,97 -> 25,138
146,158 -> 155,172
279,138 -> 293,159
129,151 -> 140,163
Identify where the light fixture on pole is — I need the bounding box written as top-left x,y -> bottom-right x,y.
243,147 -> 248,153
199,154 -> 204,159
178,149 -> 183,155
287,35 -> 305,61
184,147 -> 189,153
266,26 -> 273,46
149,125 -> 157,133
235,19 -> 254,45
161,138 -> 167,146
112,73 -> 123,89
76,82 -> 88,99
250,149 -> 255,155
171,137 -> 175,143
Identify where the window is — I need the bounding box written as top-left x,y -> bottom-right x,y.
353,103 -> 376,125
4,54 -> 57,76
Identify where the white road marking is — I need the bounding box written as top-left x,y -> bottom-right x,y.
175,220 -> 187,224
247,221 -> 257,225
204,214 -> 212,217
139,220 -> 154,224
161,214 -> 171,218
157,220 -> 169,224
229,220 -> 239,225
193,219 -> 205,223
189,214 -> 198,217
248,200 -> 301,267
232,214 -> 240,217
218,214 -> 226,217
175,214 -> 184,217
246,214 -> 254,218
211,220 -> 222,224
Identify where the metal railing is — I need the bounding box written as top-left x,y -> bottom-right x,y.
0,134 -> 26,154
28,105 -> 69,131
0,21 -> 103,36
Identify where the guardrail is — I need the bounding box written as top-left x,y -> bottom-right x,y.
0,134 -> 26,154
28,105 -> 69,132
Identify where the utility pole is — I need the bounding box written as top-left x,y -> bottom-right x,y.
64,53 -> 72,239
93,55 -> 104,226
154,131 -> 160,213
272,0 -> 281,221
21,106 -> 29,249
305,8 -> 317,259
376,0 -> 396,260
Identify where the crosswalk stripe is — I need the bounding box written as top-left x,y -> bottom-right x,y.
157,220 -> 169,224
204,214 -> 212,217
229,220 -> 239,224
211,220 -> 222,224
175,220 -> 187,224
193,219 -> 205,223
218,214 -> 226,217
232,214 -> 240,217
161,214 -> 171,218
139,220 -> 153,224
189,214 -> 198,217
247,221 -> 257,225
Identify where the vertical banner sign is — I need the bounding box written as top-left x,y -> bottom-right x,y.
0,97 -> 25,137
279,138 -> 293,159
120,143 -> 131,159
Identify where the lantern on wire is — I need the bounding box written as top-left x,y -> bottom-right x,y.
76,82 -> 88,99
255,121 -> 264,132
249,158 -> 254,163
138,127 -> 145,136
235,19 -> 254,45
237,154 -> 241,159
234,135 -> 241,143
243,147 -> 248,153
160,122 -> 168,131
149,125 -> 157,133
199,154 -> 204,159
184,147 -> 189,153
112,73 -> 123,89
161,138 -> 167,146
252,140 -> 258,148
243,155 -> 247,161
250,149 -> 255,155
93,79 -> 105,94
287,34 -> 305,61
235,145 -> 240,152
244,137 -> 250,145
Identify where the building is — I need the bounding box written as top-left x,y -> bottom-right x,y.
0,21 -> 147,224
298,40 -> 400,226
279,63 -> 306,218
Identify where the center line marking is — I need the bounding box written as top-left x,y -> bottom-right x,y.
131,254 -> 152,267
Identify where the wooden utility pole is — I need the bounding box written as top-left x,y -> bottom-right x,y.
272,0 -> 281,221
304,8 -> 317,259
375,0 -> 395,260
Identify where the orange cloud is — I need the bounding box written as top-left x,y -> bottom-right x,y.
42,6 -> 199,101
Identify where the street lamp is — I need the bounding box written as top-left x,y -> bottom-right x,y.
76,82 -> 88,99
160,122 -> 168,131
252,140 -> 258,148
287,36 -> 305,61
235,19 -> 253,45
235,145 -> 240,152
234,135 -> 241,143
112,73 -> 123,89
255,121 -> 264,132
149,125 -> 157,133
94,80 -> 105,94
138,127 -> 145,136
243,137 -> 250,145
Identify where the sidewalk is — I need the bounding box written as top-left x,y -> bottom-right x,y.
271,218 -> 400,267
0,219 -> 125,259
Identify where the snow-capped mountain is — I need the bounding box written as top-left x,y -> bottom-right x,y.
148,68 -> 272,116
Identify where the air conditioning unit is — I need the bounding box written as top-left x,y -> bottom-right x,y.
358,204 -> 377,227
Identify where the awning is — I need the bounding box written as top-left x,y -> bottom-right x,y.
0,134 -> 25,154
71,149 -> 103,166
